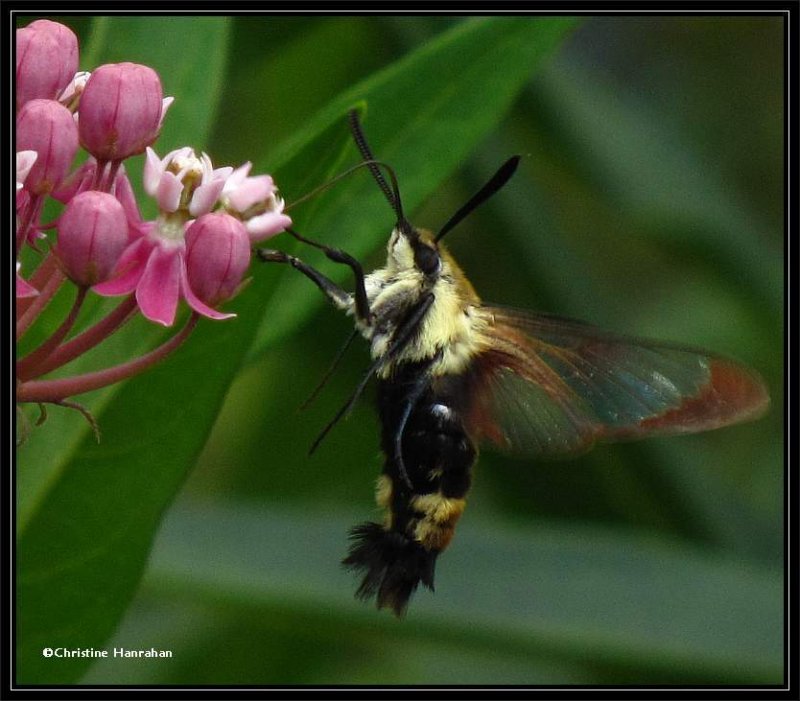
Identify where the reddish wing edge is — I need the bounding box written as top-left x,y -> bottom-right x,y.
631,356 -> 769,436
455,306 -> 769,458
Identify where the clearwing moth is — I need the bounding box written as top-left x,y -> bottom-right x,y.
258,111 -> 769,616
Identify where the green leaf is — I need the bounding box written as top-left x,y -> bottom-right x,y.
503,46 -> 783,560
85,499 -> 783,684
531,58 -> 782,318
250,16 -> 578,354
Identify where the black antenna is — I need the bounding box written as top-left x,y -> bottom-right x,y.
348,109 -> 409,231
435,155 -> 521,242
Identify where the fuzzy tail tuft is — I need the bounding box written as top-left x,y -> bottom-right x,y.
342,522 -> 437,616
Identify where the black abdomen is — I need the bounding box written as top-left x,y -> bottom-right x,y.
343,362 -> 476,615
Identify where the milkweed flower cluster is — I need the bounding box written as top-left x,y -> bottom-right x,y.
15,19 -> 291,439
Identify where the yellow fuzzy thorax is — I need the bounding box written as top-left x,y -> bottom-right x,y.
367,228 -> 490,379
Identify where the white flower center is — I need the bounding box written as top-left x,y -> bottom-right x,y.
154,213 -> 186,243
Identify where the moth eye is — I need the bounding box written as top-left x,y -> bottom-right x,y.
415,245 -> 441,276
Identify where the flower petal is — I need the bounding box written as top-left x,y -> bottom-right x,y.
158,96 -> 174,130
136,245 -> 182,326
92,237 -> 150,295
179,257 -> 235,320
143,146 -> 164,195
246,211 -> 293,242
227,174 -> 275,212
223,162 -> 252,193
156,170 -> 183,213
189,178 -> 225,217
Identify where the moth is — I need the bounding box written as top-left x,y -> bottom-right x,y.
258,111 -> 769,616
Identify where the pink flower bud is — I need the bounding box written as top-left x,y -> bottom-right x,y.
185,213 -> 251,306
56,191 -> 129,286
79,63 -> 165,161
16,19 -> 79,111
16,99 -> 79,196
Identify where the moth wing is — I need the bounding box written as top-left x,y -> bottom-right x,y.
454,306 -> 769,458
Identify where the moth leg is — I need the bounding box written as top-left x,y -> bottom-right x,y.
256,248 -> 352,312
286,228 -> 371,324
392,374 -> 431,490
308,294 -> 435,457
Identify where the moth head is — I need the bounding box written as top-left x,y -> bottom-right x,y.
346,110 -> 519,282
386,224 -> 442,279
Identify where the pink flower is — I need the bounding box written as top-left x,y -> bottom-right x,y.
144,147 -> 232,216
92,206 -> 235,327
220,162 -> 292,242
93,147 -> 245,325
78,63 -> 171,161
185,213 -> 251,306
16,99 -> 79,196
56,191 -> 129,286
16,19 -> 79,111
94,232 -> 233,326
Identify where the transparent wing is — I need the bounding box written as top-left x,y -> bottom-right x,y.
451,306 -> 769,458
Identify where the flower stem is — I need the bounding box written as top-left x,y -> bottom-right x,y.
16,267 -> 66,340
29,249 -> 57,282
17,287 -> 88,381
103,160 -> 122,192
29,295 -> 139,378
16,313 -> 199,403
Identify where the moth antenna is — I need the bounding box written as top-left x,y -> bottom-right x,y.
348,109 -> 410,231
435,155 -> 521,242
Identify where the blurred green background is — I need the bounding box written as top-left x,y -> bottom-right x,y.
16,16 -> 783,686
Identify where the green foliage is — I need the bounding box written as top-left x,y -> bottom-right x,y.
16,15 -> 782,687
